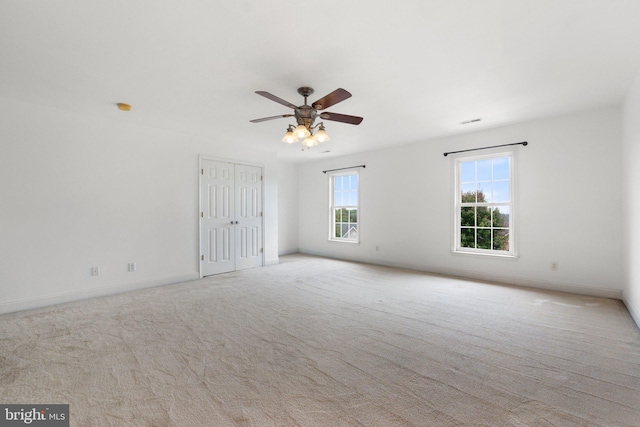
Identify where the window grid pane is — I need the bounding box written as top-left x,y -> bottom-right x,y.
456,155 -> 513,254
331,172 -> 359,242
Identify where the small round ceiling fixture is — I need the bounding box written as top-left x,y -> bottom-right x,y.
117,103 -> 131,111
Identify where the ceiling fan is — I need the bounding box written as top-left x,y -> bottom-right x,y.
250,86 -> 363,148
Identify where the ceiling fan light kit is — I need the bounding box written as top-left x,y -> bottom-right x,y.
302,137 -> 318,148
251,86 -> 363,149
281,126 -> 298,144
294,124 -> 311,139
315,124 -> 330,142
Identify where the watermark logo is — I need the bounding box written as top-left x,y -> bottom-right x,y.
0,405 -> 68,426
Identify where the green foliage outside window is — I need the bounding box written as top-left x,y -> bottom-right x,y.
460,190 -> 509,251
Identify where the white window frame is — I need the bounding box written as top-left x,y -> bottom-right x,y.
329,170 -> 359,243
453,149 -> 516,258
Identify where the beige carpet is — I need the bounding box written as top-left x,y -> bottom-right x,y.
1,254 -> 639,426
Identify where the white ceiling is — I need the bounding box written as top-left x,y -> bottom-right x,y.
2,1 -> 640,162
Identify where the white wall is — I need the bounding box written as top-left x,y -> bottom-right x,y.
277,162 -> 299,255
622,72 -> 640,327
299,107 -> 624,298
0,97 -> 282,313
2,95 -> 631,317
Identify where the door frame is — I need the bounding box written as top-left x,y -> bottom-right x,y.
198,155 -> 265,278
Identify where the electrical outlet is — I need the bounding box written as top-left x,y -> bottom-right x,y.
91,267 -> 100,276
128,262 -> 136,272
551,262 -> 559,271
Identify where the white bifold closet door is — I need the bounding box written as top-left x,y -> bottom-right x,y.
200,159 -> 263,276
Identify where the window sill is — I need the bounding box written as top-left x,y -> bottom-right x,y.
329,239 -> 360,244
451,250 -> 519,260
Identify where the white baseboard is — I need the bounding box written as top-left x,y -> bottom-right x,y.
297,250 -> 623,300
0,273 -> 200,315
623,294 -> 640,330
447,268 -> 621,299
265,256 -> 280,266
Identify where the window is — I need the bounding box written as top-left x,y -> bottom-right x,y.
454,151 -> 515,256
329,171 -> 359,242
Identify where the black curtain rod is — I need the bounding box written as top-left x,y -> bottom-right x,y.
322,165 -> 366,174
443,141 -> 528,157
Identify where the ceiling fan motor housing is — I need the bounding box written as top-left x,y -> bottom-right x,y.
295,105 -> 318,130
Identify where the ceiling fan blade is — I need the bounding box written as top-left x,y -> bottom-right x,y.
255,91 -> 298,109
319,112 -> 363,125
312,88 -> 352,110
249,114 -> 293,123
